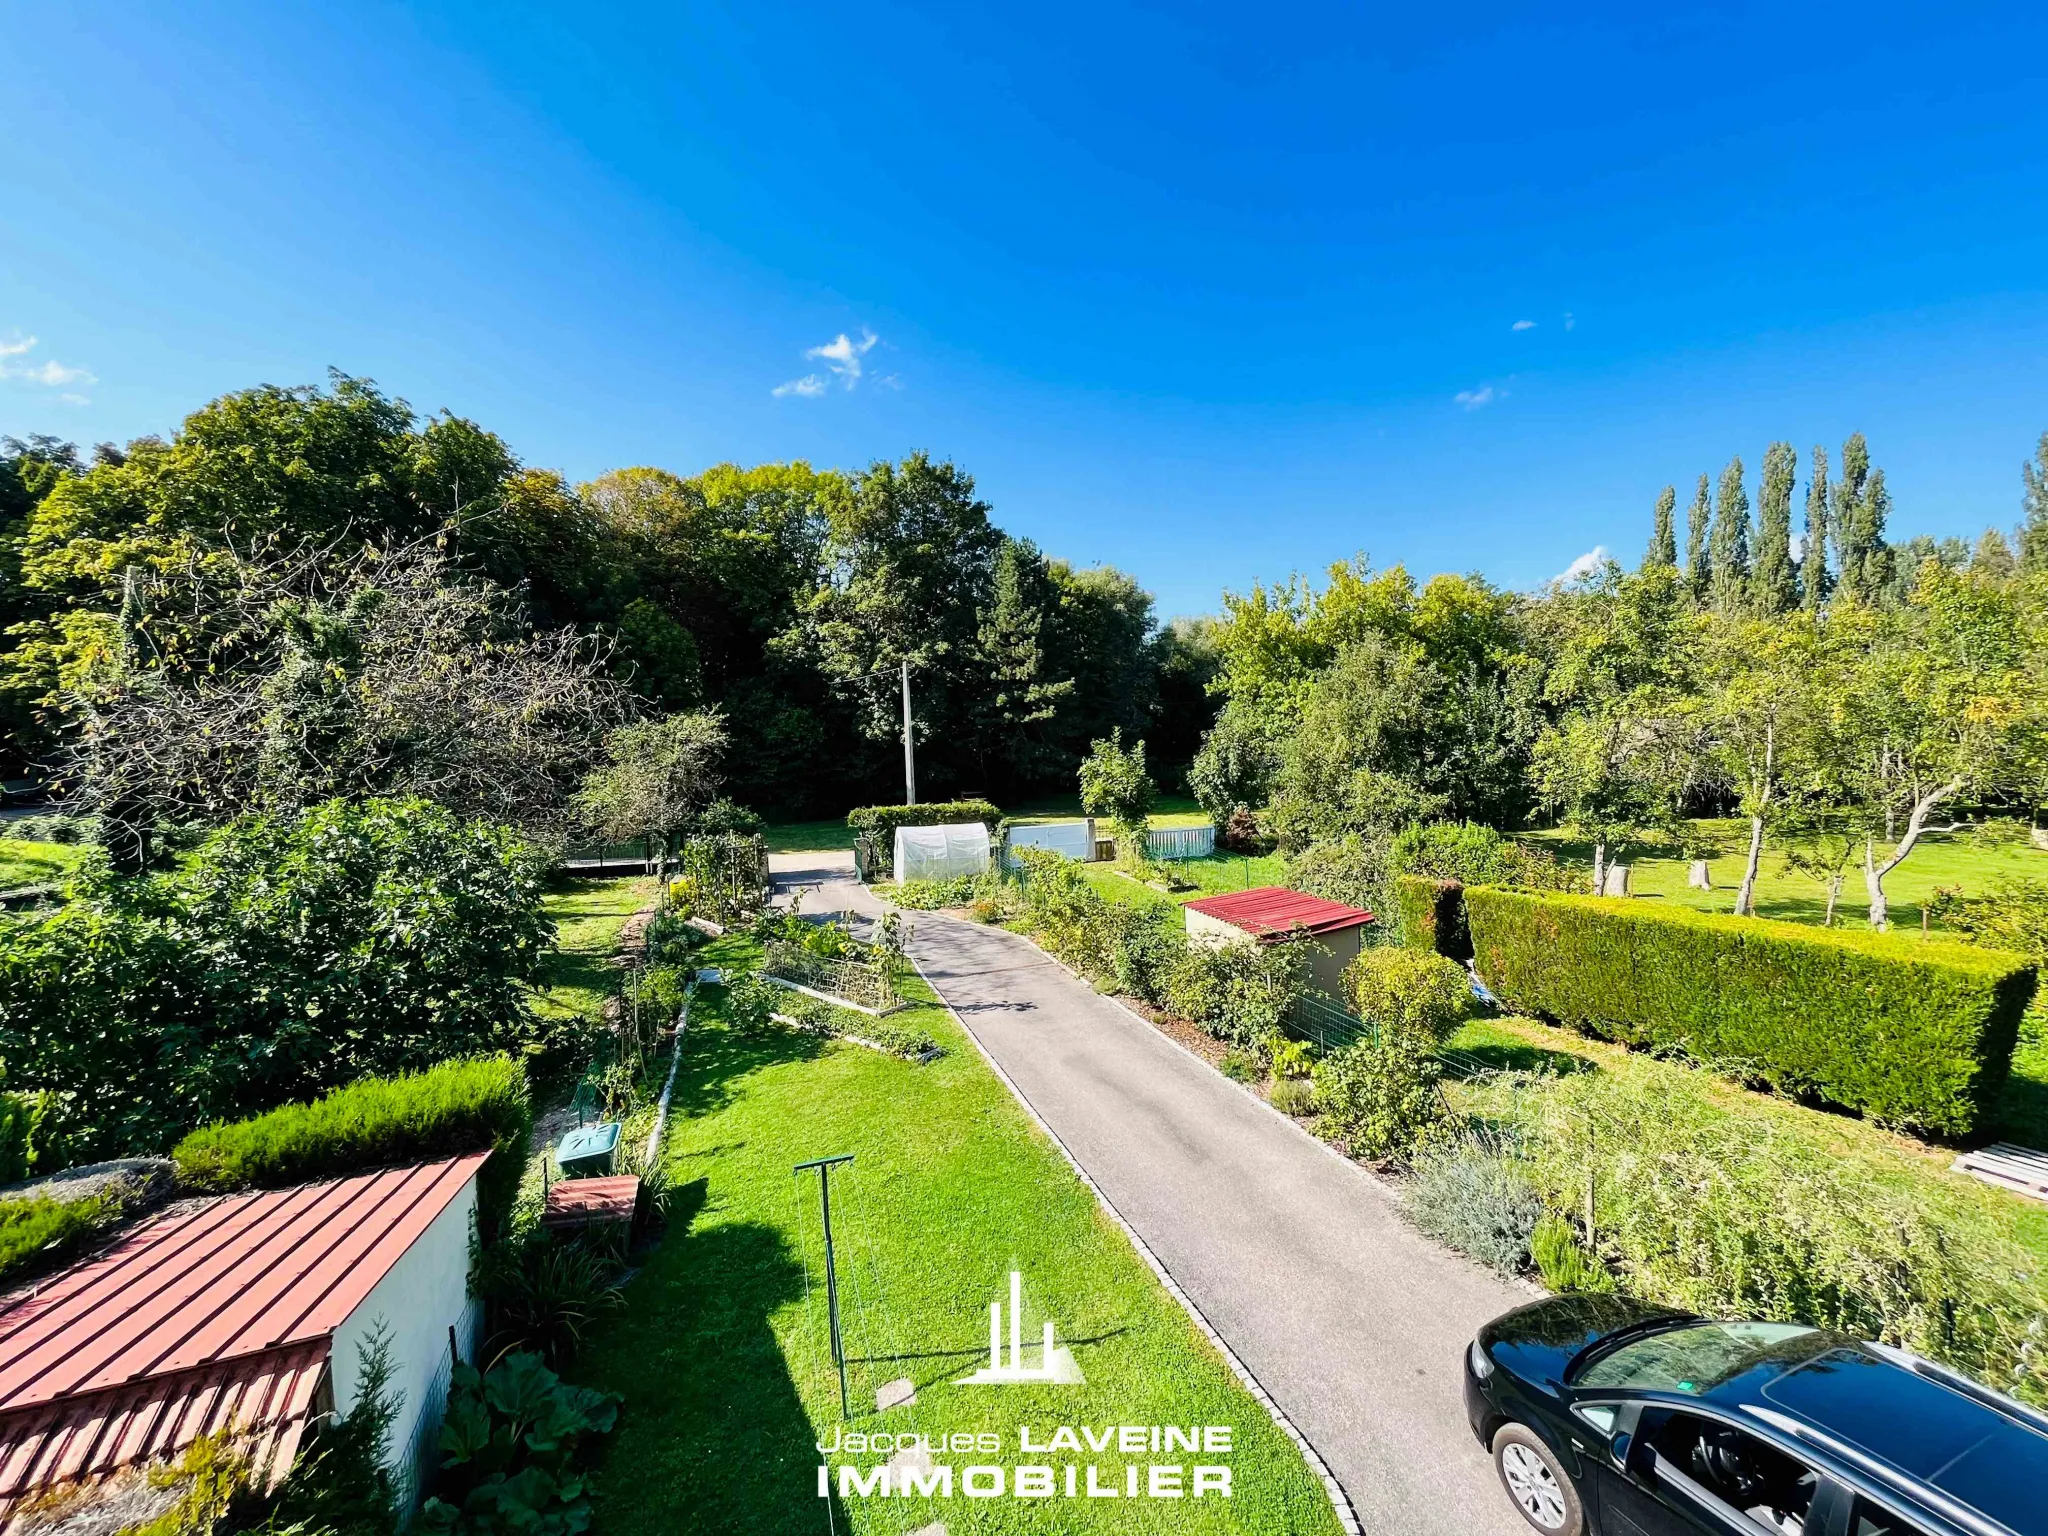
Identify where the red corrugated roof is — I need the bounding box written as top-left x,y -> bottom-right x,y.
1183,886 -> 1376,939
0,1155 -> 485,1416
0,1340 -> 328,1522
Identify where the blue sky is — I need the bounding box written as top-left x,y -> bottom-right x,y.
4,1 -> 2047,617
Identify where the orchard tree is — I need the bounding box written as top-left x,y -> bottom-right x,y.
1079,729 -> 1157,842
573,711 -> 729,880
1705,614 -> 1820,915
1829,564 -> 2042,927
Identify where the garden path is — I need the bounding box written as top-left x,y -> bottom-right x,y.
768,851 -> 1531,1536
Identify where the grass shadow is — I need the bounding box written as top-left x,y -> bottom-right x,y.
1446,1039 -> 1598,1079
582,1219 -> 845,1535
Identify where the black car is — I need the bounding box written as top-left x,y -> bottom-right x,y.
1464,1294 -> 2048,1536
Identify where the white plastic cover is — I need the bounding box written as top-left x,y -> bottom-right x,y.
894,822 -> 992,883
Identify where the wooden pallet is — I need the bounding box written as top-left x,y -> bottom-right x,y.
1953,1143 -> 2048,1202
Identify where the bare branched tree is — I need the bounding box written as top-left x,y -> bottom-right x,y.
65,536 -> 634,860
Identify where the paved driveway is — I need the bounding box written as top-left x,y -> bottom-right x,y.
768,852 -> 1532,1536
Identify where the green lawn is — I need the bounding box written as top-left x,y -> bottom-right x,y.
1445,1012 -> 2048,1269
0,840 -> 83,893
1522,819 -> 2048,932
533,876 -> 658,1020
576,940 -> 1344,1535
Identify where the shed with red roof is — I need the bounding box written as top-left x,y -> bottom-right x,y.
0,1154 -> 488,1535
1183,886 -> 1376,1000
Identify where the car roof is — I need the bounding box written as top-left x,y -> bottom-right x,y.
1743,1343 -> 2048,1536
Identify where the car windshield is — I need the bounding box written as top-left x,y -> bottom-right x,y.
1574,1321 -> 1818,1394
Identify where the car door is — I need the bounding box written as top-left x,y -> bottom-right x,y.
1587,1407 -> 1824,1536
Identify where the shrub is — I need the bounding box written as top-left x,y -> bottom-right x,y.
1266,1033 -> 1318,1079
1393,875 -> 1457,955
1162,940 -> 1302,1046
893,875 -> 979,910
1219,1049 -> 1261,1083
1268,1076 -> 1318,1117
0,1190 -> 122,1285
1284,830 -> 1394,920
1530,1214 -> 1615,1294
1312,1033 -> 1447,1160
0,798 -> 551,1160
1405,1140 -> 1544,1277
480,1231 -> 628,1368
1392,821 -> 1574,892
173,1056 -> 531,1239
1346,946 -> 1472,1046
1219,806 -> 1272,854
1079,731 -> 1157,848
421,1352 -> 620,1536
262,1332 -> 402,1536
1480,1059 -> 2048,1401
1466,887 -> 2037,1136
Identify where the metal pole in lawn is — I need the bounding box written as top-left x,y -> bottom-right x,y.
795,1153 -> 856,1417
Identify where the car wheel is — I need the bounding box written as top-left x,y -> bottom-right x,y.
1491,1422 -> 1583,1536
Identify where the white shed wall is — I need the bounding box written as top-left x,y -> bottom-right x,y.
331,1172 -> 482,1514
1005,820 -> 1094,862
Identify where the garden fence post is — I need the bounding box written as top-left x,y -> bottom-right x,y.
795,1153 -> 856,1418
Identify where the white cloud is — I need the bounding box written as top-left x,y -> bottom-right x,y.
1563,311 -> 1576,331
1454,384 -> 1498,410
0,335 -> 96,388
775,327 -> 880,398
1511,319 -> 1536,331
1555,545 -> 1609,584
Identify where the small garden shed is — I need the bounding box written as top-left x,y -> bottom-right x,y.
0,1154 -> 488,1532
1183,886 -> 1376,1000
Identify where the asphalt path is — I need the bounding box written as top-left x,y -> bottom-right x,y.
768,851 -> 1532,1536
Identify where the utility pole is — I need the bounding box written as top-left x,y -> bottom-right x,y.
795,1153 -> 855,1417
900,657 -> 917,805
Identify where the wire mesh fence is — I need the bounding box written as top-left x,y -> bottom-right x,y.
762,940 -> 902,1013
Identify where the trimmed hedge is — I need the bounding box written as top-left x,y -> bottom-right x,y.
173,1055 -> 532,1235
0,1193 -> 121,1286
1466,888 -> 2037,1136
1396,875 -> 1474,959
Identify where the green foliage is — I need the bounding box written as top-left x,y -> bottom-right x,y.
263,1331 -> 401,1536
1344,946 -> 1472,1046
1392,820 -> 1573,891
1267,1076 -> 1318,1116
0,1190 -> 122,1286
1929,877 -> 2048,970
1496,1060 -> 2048,1401
1466,886 -> 2037,1135
1529,1215 -> 1616,1295
1283,829 -> 1394,923
767,986 -> 941,1061
1161,941 -> 1302,1047
1404,1141 -> 1544,1277
174,1056 -> 531,1239
1187,701 -> 1284,824
1078,729 -> 1157,837
1393,875 -> 1450,955
890,874 -> 980,909
480,1232 -> 628,1368
1265,1033 -> 1318,1079
1218,1049 -> 1261,1083
1311,1033 -> 1446,1161
421,1351 -> 620,1536
0,799 -> 552,1160
573,712 -> 728,860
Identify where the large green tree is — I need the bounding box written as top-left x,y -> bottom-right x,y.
1801,444 -> 1832,611
1644,485 -> 1677,570
1708,456 -> 1752,614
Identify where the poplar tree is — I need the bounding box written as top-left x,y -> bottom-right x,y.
1970,527 -> 2017,580
1708,456 -> 1751,613
2021,431 -> 2048,576
1645,485 -> 1678,569
1833,432 -> 1893,603
1683,473 -> 1711,603
1801,445 -> 1831,611
1753,441 -> 1797,612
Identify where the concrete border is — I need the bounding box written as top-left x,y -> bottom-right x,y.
906,945 -> 1366,1536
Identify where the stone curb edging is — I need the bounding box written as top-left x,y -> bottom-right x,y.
905,938 -> 1366,1536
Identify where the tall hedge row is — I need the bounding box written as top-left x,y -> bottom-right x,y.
1395,875 -> 1473,960
1465,888 -> 2036,1136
